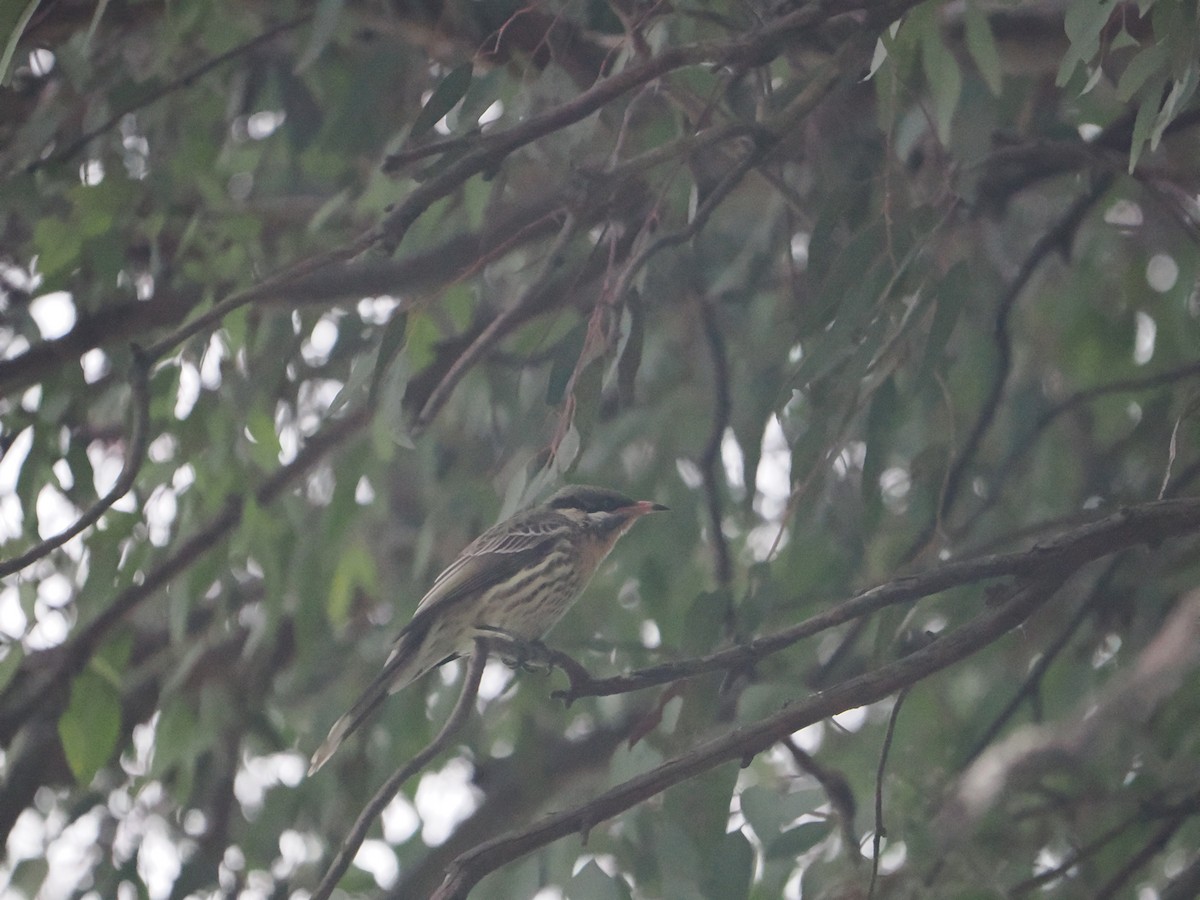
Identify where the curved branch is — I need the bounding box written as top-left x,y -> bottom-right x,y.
0,407 -> 371,745
958,359 -> 1200,537
23,15 -> 313,174
553,497 -> 1200,702
0,346 -> 151,578
372,0 -> 899,254
310,639 -> 490,900
903,175 -> 1113,561
432,573 -> 1069,899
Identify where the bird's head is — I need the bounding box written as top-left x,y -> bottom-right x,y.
545,484 -> 668,536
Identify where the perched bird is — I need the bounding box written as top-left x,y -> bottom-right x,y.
309,484 -> 667,774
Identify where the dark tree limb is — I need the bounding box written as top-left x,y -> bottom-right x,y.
431,573 -> 1070,899
553,498 -> 1200,703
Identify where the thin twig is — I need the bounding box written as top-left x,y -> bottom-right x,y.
24,15 -> 312,174
868,689 -> 907,900
781,737 -> 858,855
551,497 -> 1200,703
0,346 -> 152,577
902,176 -> 1113,562
431,575 -> 1068,899
0,408 -> 371,744
310,639 -> 491,900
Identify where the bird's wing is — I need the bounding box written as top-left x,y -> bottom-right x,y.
407,512 -> 569,618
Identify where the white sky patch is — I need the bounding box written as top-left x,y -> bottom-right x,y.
382,794 -> 420,844
1133,311 -> 1156,365
354,839 -> 399,889
790,721 -> 824,754
2,333 -> 30,361
674,458 -> 703,489
880,466 -> 912,514
479,99 -> 504,125
147,434 -> 177,463
831,705 -> 868,732
234,752 -> 305,818
355,476 -> 376,505
357,295 -> 400,324
199,334 -> 226,389
302,314 -> 340,366
720,428 -> 745,492
53,458 -> 74,490
80,348 -> 110,383
28,292 -> 76,340
87,441 -> 136,513
0,587 -> 28,638
640,619 -> 661,649
754,415 -> 791,520
414,757 -> 481,846
144,485 -> 177,546
175,362 -> 200,419
38,573 -> 72,608
790,232 -> 810,268
29,48 -> 55,76
478,659 -> 513,700
1146,253 -> 1179,293
1104,199 -> 1143,228
272,829 -> 321,880
80,159 -> 104,185
35,485 -> 78,540
0,426 -> 33,539
136,816 -> 181,900
26,606 -> 70,649
246,110 -> 286,140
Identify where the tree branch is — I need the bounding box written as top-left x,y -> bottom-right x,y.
0,346 -> 151,577
553,498 -> 1200,703
432,573 -> 1070,899
310,639 -> 491,900
23,15 -> 313,174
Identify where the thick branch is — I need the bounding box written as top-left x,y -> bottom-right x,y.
432,573 -> 1069,898
554,497 -> 1200,702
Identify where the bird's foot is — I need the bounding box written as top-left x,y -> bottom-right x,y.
477,626 -> 552,672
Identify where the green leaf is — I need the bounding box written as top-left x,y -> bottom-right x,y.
409,63 -> 473,140
1129,88 -> 1161,172
0,0 -> 41,85
862,376 -> 901,529
963,4 -> 1003,95
568,859 -> 632,900
59,668 -> 122,784
702,829 -> 753,900
1116,44 -> 1168,102
765,820 -> 834,859
921,25 -> 962,145
368,311 -> 408,408
244,409 -> 282,470
295,0 -> 345,73
0,645 -> 24,695
328,541 -> 377,627
1057,0 -> 1118,86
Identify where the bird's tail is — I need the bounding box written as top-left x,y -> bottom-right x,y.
307,639 -> 422,775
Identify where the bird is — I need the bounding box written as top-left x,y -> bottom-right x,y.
308,484 -> 667,774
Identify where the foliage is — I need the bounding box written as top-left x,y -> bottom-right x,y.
2,1 -> 1200,898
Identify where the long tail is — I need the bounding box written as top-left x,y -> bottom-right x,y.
308,640 -> 421,775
